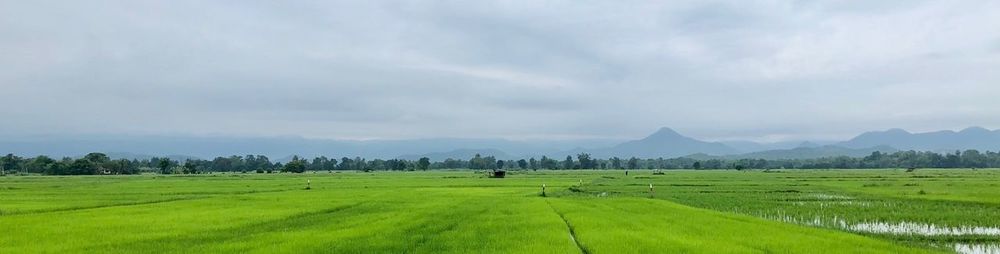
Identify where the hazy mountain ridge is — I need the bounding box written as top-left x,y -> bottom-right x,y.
363,128 -> 892,160
839,127 -> 1000,151
0,135 -> 619,161
718,140 -> 832,153
688,145 -> 899,160
584,127 -> 738,158
3,127 -> 998,161
397,149 -> 514,161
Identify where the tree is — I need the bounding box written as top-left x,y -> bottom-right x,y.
83,153 -> 110,164
577,153 -> 594,169
338,157 -> 353,170
385,159 -> 408,171
228,155 -> 246,172
158,159 -> 174,174
626,157 -> 639,169
182,160 -> 199,174
944,151 -> 961,168
354,157 -> 367,171
69,159 -> 98,175
283,159 -> 307,173
693,161 -> 702,170
256,155 -> 273,172
244,155 -> 258,172
112,159 -> 139,175
610,157 -> 623,169
470,154 -> 484,170
496,160 -> 505,170
442,158 -> 463,169
484,156 -> 497,170
45,158 -> 72,175
563,156 -> 574,169
516,159 -> 528,170
310,156 -> 329,171
417,157 -> 431,171
323,157 -> 338,171
25,156 -> 55,173
540,156 -> 558,170
212,157 -> 233,172
1,153 -> 22,175
734,164 -> 746,171
962,150 -> 987,168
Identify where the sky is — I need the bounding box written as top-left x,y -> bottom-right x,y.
2,0 -> 1000,142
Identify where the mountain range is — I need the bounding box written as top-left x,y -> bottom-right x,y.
687,145 -> 899,160
838,127 -> 1000,152
575,127 -> 738,158
3,127 -> 999,161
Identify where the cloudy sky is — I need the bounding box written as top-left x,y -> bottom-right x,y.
2,0 -> 999,142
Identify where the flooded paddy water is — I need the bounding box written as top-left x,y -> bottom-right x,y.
954,243 -> 1000,254
846,221 -> 1000,236
753,192 -> 1000,254
565,169 -> 1000,253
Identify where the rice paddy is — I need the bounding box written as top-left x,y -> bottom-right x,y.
1,169 -> 997,253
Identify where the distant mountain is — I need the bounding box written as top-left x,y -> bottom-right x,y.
398,149 -> 514,161
839,127 -> 1000,151
5,126 -> 998,161
586,128 -> 738,158
726,145 -> 897,160
719,140 -> 820,153
796,141 -> 822,148
0,135 -> 619,160
683,153 -> 720,160
685,145 -> 897,160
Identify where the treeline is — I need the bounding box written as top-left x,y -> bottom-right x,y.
1,150 -> 997,175
435,150 -> 1000,170
0,153 -> 432,175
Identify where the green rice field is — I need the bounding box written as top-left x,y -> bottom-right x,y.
2,169 -> 998,253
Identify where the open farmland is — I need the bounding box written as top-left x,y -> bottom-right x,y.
1,169 -> 998,253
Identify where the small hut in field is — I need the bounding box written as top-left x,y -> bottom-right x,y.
490,169 -> 506,178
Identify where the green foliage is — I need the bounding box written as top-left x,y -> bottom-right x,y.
69,159 -> 97,175
6,149 -> 1000,176
282,158 -> 307,173
417,157 -> 431,171
82,153 -> 109,164
157,158 -> 175,174
1,153 -> 22,175
577,153 -> 596,169
182,160 -> 199,174
468,154 -> 497,170
562,156 -> 574,169
516,159 -> 528,169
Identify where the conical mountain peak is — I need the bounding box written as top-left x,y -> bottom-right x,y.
645,127 -> 684,140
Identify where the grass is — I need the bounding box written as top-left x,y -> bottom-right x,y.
548,197 -> 933,253
2,169 -> 996,253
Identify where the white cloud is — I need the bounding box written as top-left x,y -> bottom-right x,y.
1,0 -> 999,141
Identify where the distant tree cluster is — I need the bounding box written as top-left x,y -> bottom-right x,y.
0,153 -> 440,175
0,153 -> 143,175
2,150 -> 998,175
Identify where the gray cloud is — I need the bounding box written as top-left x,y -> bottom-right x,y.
2,0 -> 999,142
